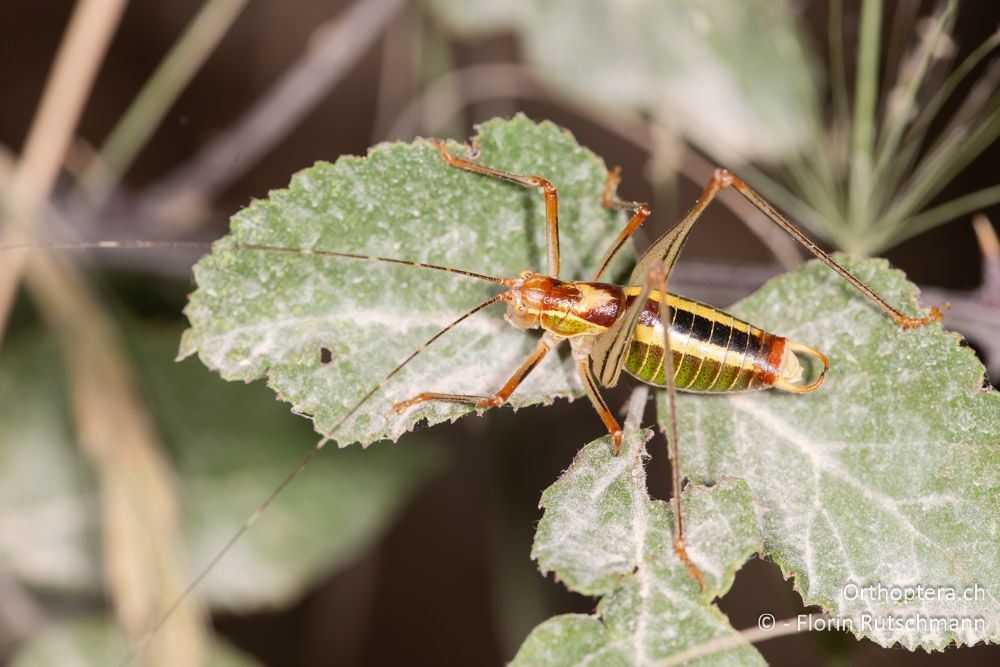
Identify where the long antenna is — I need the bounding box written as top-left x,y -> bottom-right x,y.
2,239 -> 511,285
119,291 -> 506,665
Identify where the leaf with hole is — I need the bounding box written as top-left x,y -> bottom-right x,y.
180,116 -> 631,446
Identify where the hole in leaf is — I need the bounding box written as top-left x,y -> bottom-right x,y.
319,346 -> 334,365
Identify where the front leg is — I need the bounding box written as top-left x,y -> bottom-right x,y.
391,333 -> 560,414
431,139 -> 562,279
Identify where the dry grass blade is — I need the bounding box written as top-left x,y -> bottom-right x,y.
76,0 -> 251,208
26,255 -> 207,667
138,0 -> 406,222
0,1 -> 211,663
0,0 -> 127,343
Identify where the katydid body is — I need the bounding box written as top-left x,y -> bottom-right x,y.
503,275 -> 825,393
3,135 -> 944,654
391,139 -> 942,587
391,141 -> 940,443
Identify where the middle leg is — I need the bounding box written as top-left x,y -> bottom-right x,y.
591,166 -> 652,282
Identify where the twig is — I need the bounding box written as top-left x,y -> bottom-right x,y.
383,63 -> 538,141
828,0 -> 850,129
138,0 -> 407,218
0,2 -> 207,662
847,0 -> 883,233
26,254 -> 208,667
874,2 -> 955,181
0,0 -> 127,344
654,614 -> 830,666
9,0 -> 126,199
370,4 -> 421,143
0,569 -> 50,653
623,385 -> 650,433
76,0 -> 251,207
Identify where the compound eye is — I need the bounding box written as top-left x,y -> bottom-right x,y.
519,269 -> 532,279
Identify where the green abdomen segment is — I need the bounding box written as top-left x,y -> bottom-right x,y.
623,291 -> 786,392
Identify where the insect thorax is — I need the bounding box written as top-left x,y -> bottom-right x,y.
504,273 -> 626,338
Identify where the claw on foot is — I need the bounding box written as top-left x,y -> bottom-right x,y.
929,303 -> 949,321
387,400 -> 412,417
900,302 -> 948,329
610,430 -> 624,455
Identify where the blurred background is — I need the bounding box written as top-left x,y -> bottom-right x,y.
0,0 -> 998,665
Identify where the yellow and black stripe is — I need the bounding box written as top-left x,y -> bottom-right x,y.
619,288 -> 786,392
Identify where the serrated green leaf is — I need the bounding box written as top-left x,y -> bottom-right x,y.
180,116 -> 629,446
514,429 -> 764,666
427,0 -> 819,162
660,256 -> 1000,650
0,322 -> 436,610
8,615 -> 261,667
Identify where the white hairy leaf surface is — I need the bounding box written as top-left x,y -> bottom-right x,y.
180,116 -> 630,446
661,256 -> 1000,650
514,429 -> 764,665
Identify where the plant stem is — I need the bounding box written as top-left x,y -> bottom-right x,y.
138,0 -> 406,217
848,0 -> 883,242
76,0 -> 251,208
873,1 -> 956,189
893,184 -> 1000,246
0,0 -> 127,346
877,28 -> 1000,211
828,0 -> 850,131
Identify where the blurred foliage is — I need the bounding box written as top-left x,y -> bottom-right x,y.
428,0 -> 820,164
9,616 -> 260,667
0,317 -> 437,615
760,0 -> 1000,254
427,0 -> 1000,255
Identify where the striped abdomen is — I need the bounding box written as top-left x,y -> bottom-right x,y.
622,289 -> 788,392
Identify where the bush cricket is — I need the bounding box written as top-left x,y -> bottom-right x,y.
3,134 -> 944,661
